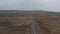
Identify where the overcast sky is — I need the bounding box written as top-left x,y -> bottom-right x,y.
0,0 -> 60,12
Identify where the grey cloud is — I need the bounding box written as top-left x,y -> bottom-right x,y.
0,0 -> 60,12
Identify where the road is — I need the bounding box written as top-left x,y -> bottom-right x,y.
29,17 -> 39,34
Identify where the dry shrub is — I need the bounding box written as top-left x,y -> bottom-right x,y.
9,16 -> 30,26
33,13 -> 60,34
0,16 -> 30,26
0,16 -> 30,34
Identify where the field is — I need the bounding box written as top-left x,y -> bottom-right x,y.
0,15 -> 31,34
33,13 -> 60,34
0,10 -> 60,34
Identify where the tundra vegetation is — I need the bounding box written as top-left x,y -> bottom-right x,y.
33,13 -> 60,34
0,15 -> 31,34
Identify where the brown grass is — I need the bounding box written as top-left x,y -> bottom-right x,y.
33,13 -> 60,34
0,16 -> 31,34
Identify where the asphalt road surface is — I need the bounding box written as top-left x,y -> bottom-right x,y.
29,17 -> 39,34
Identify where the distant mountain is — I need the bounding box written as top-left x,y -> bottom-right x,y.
0,10 -> 60,16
